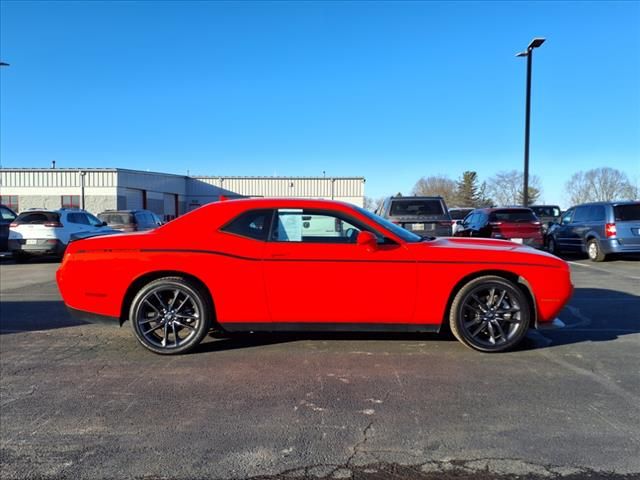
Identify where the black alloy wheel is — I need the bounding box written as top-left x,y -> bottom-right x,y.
450,276 -> 531,353
130,276 -> 212,354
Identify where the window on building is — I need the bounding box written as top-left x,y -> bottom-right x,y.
1,195 -> 19,212
61,195 -> 80,209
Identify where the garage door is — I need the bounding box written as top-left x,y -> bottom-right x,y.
125,189 -> 144,210
164,194 -> 176,218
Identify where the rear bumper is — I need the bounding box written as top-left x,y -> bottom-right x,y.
66,306 -> 120,326
599,238 -> 640,254
9,239 -> 65,255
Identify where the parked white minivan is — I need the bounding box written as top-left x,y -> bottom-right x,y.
8,209 -> 115,261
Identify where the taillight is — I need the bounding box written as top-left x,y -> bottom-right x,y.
438,222 -> 451,226
44,222 -> 63,228
9,222 -> 18,228
532,221 -> 541,225
489,222 -> 503,226
605,223 -> 616,238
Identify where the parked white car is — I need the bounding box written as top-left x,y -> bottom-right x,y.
8,209 -> 116,261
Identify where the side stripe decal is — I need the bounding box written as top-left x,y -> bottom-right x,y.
76,248 -> 560,268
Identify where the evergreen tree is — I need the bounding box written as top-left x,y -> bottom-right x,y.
455,171 -> 480,207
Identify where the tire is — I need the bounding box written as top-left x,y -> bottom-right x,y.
547,236 -> 559,255
12,252 -> 29,263
587,238 -> 607,262
129,276 -> 212,355
449,275 -> 531,353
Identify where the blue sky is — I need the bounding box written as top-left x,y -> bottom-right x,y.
1,0 -> 638,207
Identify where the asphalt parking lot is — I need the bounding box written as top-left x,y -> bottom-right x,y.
1,255 -> 639,480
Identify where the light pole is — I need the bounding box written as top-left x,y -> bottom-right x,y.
516,38 -> 545,207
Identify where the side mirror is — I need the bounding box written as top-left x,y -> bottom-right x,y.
99,221 -> 108,227
455,220 -> 462,225
356,231 -> 378,250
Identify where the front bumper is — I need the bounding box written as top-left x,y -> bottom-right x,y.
536,318 -> 566,330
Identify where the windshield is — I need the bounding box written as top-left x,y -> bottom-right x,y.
356,207 -> 423,243
531,206 -> 561,217
449,209 -> 472,220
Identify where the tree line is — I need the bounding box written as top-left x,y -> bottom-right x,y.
365,167 -> 638,211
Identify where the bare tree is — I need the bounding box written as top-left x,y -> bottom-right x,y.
486,170 -> 542,206
565,167 -> 636,205
411,175 -> 457,205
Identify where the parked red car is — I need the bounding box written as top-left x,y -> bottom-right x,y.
454,208 -> 544,249
57,199 -> 572,355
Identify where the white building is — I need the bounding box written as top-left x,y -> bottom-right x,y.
0,168 -> 365,219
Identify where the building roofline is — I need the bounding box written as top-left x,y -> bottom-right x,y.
0,168 -> 365,181
190,175 -> 365,180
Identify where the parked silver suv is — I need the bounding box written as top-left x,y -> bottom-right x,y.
546,201 -> 640,261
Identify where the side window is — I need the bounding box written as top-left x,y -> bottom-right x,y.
476,213 -> 488,227
573,207 -> 589,223
86,213 -> 103,227
67,213 -> 89,225
271,209 -> 365,244
463,213 -> 474,227
221,209 -> 272,241
587,206 -> 605,222
561,209 -> 574,225
0,207 -> 16,222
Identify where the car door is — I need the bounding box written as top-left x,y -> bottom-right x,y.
64,212 -> 91,243
0,206 -> 17,250
456,212 -> 476,237
262,208 -> 417,326
555,208 -> 574,249
475,212 -> 491,237
569,206 -> 590,250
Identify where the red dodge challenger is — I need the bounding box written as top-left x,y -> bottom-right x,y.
57,199 -> 573,355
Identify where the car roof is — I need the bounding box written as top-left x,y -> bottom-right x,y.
387,196 -> 444,200
573,201 -> 639,207
99,209 -> 151,213
474,207 -> 534,212
203,197 -> 359,209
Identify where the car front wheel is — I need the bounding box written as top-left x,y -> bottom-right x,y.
130,276 -> 212,354
449,276 -> 531,353
547,236 -> 559,255
587,238 -> 607,262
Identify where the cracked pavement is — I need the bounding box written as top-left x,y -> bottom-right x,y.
1,257 -> 639,479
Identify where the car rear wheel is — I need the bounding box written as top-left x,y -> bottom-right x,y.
130,276 -> 212,355
449,276 -> 531,353
587,238 -> 607,262
12,252 -> 29,263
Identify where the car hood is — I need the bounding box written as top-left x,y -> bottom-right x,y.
414,237 -> 564,267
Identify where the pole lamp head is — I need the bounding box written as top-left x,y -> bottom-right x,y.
528,38 -> 546,49
515,38 -> 546,57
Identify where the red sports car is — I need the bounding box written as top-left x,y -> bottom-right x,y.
57,199 -> 573,354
